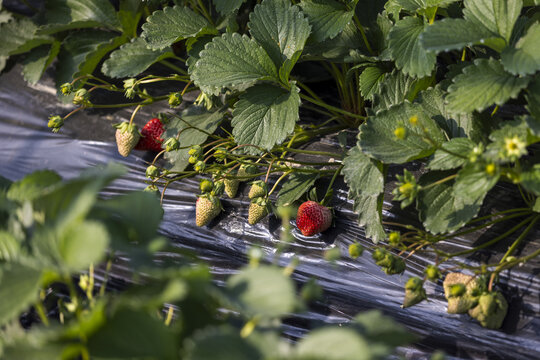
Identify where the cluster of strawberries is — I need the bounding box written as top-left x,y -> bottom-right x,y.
116,118 -> 333,236
114,117 -> 165,156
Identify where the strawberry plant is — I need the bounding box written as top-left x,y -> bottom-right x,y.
1,0 -> 540,331
0,166 -> 413,359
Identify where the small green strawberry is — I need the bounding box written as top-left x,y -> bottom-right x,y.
224,177 -> 239,198
248,180 -> 267,199
248,197 -> 268,225
195,194 -> 221,227
114,122 -> 140,157
237,164 -> 257,180
199,179 -> 214,193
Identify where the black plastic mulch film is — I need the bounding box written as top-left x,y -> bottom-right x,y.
1,66 -> 539,360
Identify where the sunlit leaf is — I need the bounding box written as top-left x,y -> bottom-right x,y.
359,102 -> 445,163
501,21 -> 540,76
141,6 -> 213,50
0,263 -> 42,327
299,0 -> 354,42
388,16 -> 436,77
191,33 -> 278,95
101,38 -> 175,78
227,266 -> 295,318
232,83 -> 300,153
249,0 -> 310,68
446,58 -> 530,113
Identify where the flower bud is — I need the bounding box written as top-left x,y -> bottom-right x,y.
168,92 -> 183,107
199,179 -> 214,193
348,243 -> 364,259
47,115 -> 64,132
60,82 -> 73,95
73,88 -> 90,105
425,265 -> 441,282
163,137 -> 180,152
194,161 -> 206,172
146,165 -> 160,178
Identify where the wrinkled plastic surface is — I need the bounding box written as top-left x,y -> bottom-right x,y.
1,66 -> 539,360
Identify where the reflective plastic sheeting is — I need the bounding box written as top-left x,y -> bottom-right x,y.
1,66 -> 539,360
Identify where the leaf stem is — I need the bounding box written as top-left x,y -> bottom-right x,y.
445,215 -> 534,258
159,60 -> 187,75
353,15 -> 375,55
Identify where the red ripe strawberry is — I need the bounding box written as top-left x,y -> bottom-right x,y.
135,118 -> 164,152
296,201 -> 332,236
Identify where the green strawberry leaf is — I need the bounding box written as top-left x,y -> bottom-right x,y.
101,38 -> 175,78
0,18 -> 53,57
303,22 -> 367,62
446,58 -> 531,114
372,70 -> 432,112
40,0 -> 122,34
420,18 -> 499,53
163,105 -> 225,172
186,35 -> 214,75
359,66 -> 387,100
0,263 -> 42,327
396,0 -> 459,12
526,75 -> 540,121
227,266 -> 295,318
7,170 -> 62,202
427,138 -> 475,170
421,0 -> 522,54
141,6 -> 214,50
118,0 -> 142,37
463,0 -> 522,44
21,43 -> 61,85
501,21 -> 540,76
184,326 -> 262,360
520,164 -> 540,196
58,221 -> 109,271
299,0 -> 354,42
296,327 -> 371,360
454,162 -> 500,204
416,86 -> 489,142
87,308 -> 177,359
191,33 -> 278,95
0,231 -> 20,261
343,146 -> 385,243
231,83 -> 300,153
388,16 -> 436,78
418,171 -> 483,234
277,172 -> 318,206
343,146 -> 384,196
56,31 -> 126,87
249,0 -> 311,68
359,102 -> 445,164
213,0 -> 247,15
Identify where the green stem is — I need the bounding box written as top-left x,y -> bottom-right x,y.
277,147 -> 342,158
129,104 -> 142,126
466,208 -> 532,225
300,93 -> 366,120
499,214 -> 539,263
268,170 -> 293,196
435,211 -> 532,242
353,15 -> 374,55
159,60 -> 187,75
35,301 -> 50,327
488,214 -> 539,290
321,165 -> 343,206
445,216 -> 534,258
419,174 -> 458,191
